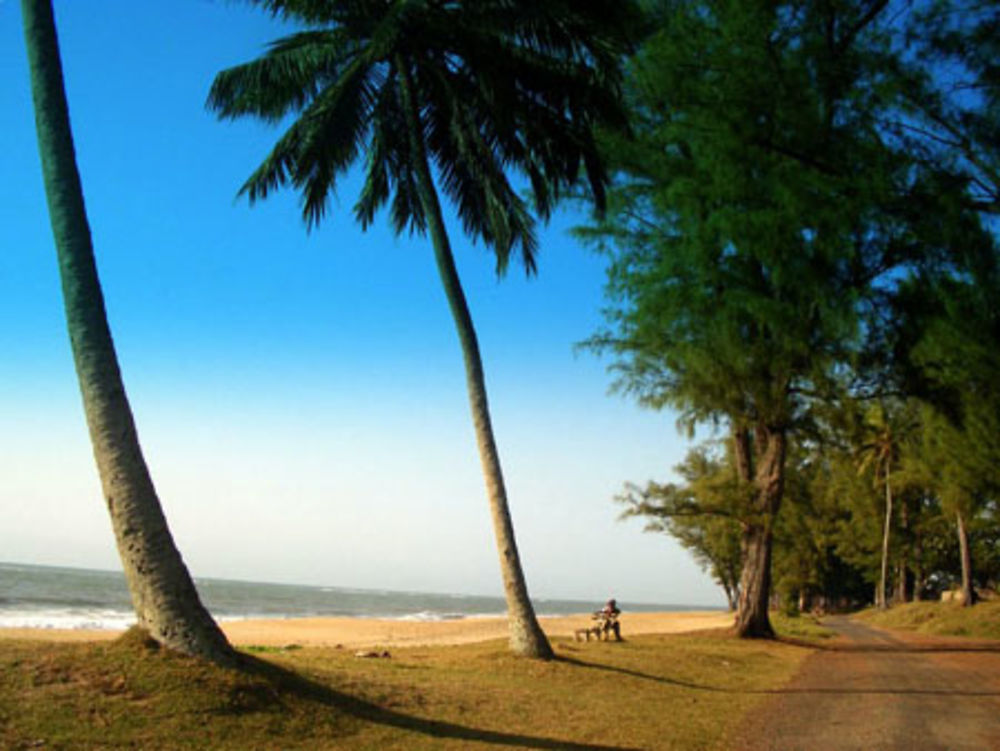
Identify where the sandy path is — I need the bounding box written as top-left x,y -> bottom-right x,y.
0,610 -> 732,650
730,616 -> 1000,751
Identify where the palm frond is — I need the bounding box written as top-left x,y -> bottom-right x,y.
208,29 -> 358,123
237,56 -> 379,228
419,63 -> 538,274
354,74 -> 425,235
213,0 -> 638,263
248,0 -> 382,27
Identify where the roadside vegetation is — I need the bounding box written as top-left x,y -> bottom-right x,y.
855,600 -> 1000,641
0,628 -> 808,750
770,613 -> 836,643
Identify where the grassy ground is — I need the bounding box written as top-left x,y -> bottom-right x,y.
0,625 -> 812,750
854,598 -> 1000,639
769,612 -> 836,641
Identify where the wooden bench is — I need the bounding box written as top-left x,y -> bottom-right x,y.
574,612 -> 621,642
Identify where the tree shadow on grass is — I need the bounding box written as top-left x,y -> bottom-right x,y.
779,615 -> 1000,654
776,635 -> 1000,653
556,654 -> 1000,698
237,653 -> 642,750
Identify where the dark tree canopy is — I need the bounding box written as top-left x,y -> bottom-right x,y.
209,0 -> 642,274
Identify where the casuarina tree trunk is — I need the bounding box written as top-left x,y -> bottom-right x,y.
733,425 -> 786,638
397,60 -> 552,658
956,511 -> 977,607
723,581 -> 738,612
22,0 -> 234,665
735,522 -> 775,637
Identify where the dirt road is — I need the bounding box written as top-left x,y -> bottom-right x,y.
730,616 -> 1000,751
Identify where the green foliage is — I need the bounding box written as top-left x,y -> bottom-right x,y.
886,0 -> 1000,518
208,0 -> 641,275
580,0 -> 933,431
582,0 -> 959,630
588,0 -> 1000,621
771,446 -> 871,609
857,599 -> 1000,640
854,401 -> 915,495
896,1 -> 1000,217
621,436 -> 876,611
770,612 -> 836,641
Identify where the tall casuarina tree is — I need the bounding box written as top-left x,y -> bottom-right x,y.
21,0 -> 234,665
579,0 -> 942,637
208,0 -> 638,658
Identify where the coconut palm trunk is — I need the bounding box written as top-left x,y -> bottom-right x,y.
895,501 -> 911,604
956,511 -> 977,607
397,62 -> 552,659
877,471 -> 892,610
21,0 -> 233,664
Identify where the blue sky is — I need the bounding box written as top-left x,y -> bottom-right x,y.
1,1 -> 722,607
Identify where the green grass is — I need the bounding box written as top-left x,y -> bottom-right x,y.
854,598 -> 1000,640
771,612 -> 836,642
0,626 -> 810,750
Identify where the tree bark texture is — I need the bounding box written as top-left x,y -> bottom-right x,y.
396,60 -> 552,658
956,511 -> 977,607
734,425 -> 786,638
22,0 -> 233,665
722,579 -> 738,612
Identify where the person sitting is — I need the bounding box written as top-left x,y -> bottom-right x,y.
596,598 -> 622,641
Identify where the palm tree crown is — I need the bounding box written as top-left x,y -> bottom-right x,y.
208,0 -> 636,273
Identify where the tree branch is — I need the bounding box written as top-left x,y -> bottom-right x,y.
837,0 -> 891,54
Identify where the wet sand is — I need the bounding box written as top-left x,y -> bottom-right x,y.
0,610 -> 732,650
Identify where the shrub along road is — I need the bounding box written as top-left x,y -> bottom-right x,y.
730,616 -> 1000,750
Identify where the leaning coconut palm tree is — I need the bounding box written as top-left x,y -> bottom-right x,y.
208,0 -> 638,658
21,0 -> 234,665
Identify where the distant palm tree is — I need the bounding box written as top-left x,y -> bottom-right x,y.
856,403 -> 910,611
208,0 -> 637,658
21,0 -> 233,665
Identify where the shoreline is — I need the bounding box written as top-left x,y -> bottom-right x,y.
0,610 -> 733,649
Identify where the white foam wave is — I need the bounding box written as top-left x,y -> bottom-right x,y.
396,611 -> 470,622
0,608 -> 135,631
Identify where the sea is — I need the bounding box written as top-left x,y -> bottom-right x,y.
0,561 -> 711,630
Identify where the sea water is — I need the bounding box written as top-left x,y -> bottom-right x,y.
0,561 -> 708,630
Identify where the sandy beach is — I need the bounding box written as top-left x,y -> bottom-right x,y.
0,610 -> 732,650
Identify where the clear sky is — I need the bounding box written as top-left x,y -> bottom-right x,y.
1,1 -> 723,608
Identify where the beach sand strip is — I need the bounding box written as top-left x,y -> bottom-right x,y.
0,611 -> 732,649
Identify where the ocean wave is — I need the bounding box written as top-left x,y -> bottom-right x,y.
396,611 -> 470,622
3,594 -> 110,608
0,608 -> 135,631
